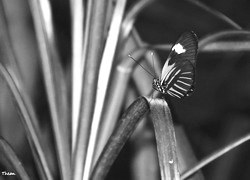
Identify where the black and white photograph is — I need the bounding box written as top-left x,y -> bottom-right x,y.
0,0 -> 250,179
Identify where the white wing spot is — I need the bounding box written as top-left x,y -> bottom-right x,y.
172,43 -> 186,54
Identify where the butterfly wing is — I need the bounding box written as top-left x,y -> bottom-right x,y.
160,31 -> 198,98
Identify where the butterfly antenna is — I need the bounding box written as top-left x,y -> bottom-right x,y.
128,54 -> 155,78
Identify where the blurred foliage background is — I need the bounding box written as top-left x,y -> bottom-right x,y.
136,1 -> 250,180
0,0 -> 250,180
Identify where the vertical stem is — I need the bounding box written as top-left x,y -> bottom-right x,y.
70,0 -> 85,152
72,0 -> 108,180
83,1 -> 127,180
28,0 -> 70,179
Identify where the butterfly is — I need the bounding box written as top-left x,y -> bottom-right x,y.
152,31 -> 198,98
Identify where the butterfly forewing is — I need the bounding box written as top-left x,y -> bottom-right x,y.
159,31 -> 198,98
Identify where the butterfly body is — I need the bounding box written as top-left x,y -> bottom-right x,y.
152,31 -> 198,98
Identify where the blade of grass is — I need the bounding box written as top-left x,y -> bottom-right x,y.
27,0 -> 70,179
175,126 -> 204,180
71,0 -> 93,178
0,1 -> 22,77
150,98 -> 180,180
202,41 -> 250,52
0,137 -> 31,180
94,28 -> 161,165
181,132 -> 250,179
82,1 -> 127,180
72,0 -> 109,180
95,31 -> 160,158
0,64 -> 52,180
199,30 -> 250,49
119,0 -> 154,43
38,0 -> 70,142
72,0 -> 92,176
186,0 -> 242,29
93,47 -> 148,165
90,96 -> 149,180
73,1 -> 93,156
131,119 -> 159,180
70,0 -> 85,152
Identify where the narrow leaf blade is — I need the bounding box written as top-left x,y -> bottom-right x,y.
150,98 -> 180,180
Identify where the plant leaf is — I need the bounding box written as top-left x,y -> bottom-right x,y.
150,98 -> 180,180
181,132 -> 250,179
0,137 -> 31,180
27,0 -> 70,179
90,96 -> 149,180
71,0 -> 85,151
0,64 -> 53,180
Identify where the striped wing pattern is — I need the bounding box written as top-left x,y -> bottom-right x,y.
154,31 -> 198,98
163,61 -> 195,98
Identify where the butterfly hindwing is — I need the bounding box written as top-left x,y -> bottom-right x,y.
164,60 -> 195,98
160,31 -> 198,98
